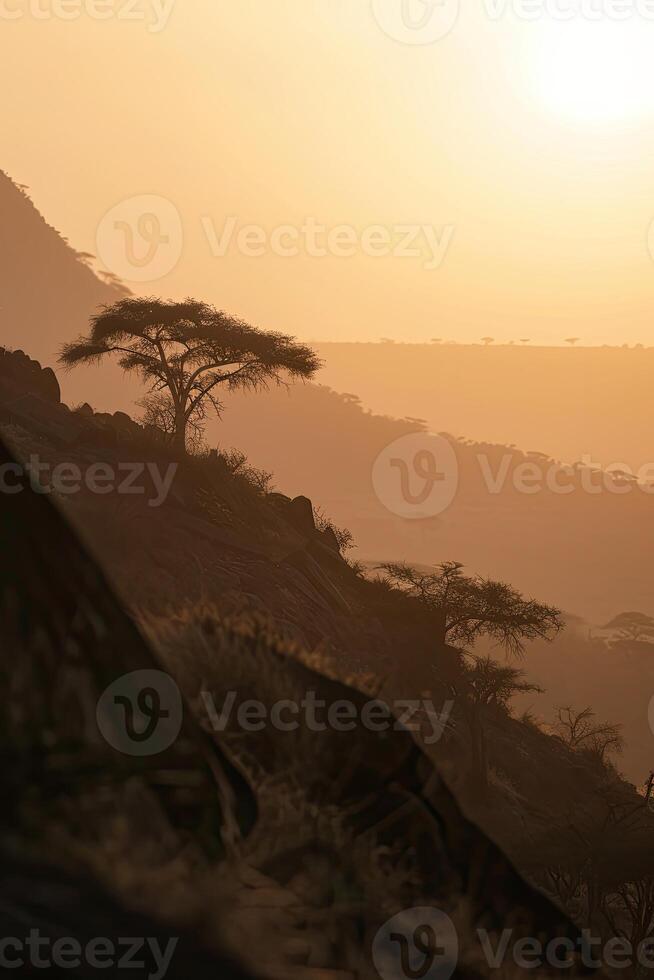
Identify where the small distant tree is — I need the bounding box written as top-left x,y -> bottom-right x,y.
520,338 -> 530,345
603,611 -> 654,642
60,298 -> 321,454
481,336 -> 494,346
565,337 -> 580,346
452,654 -> 542,795
378,561 -> 563,656
554,706 -> 624,763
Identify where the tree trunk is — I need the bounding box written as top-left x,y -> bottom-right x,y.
173,407 -> 187,455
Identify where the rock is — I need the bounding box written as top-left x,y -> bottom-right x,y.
287,496 -> 316,536
268,492 -> 293,508
0,348 -> 61,404
77,402 -> 94,418
40,367 -> 60,403
113,410 -> 135,430
320,527 -> 341,553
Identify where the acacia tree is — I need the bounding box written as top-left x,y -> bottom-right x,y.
451,655 -> 542,794
60,298 -> 321,453
603,611 -> 654,643
378,561 -> 562,656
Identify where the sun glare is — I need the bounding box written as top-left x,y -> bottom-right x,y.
535,19 -> 654,122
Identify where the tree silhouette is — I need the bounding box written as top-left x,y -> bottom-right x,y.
452,654 -> 542,795
378,561 -> 562,656
565,337 -> 580,346
553,706 -> 624,763
481,336 -> 494,346
60,297 -> 320,453
603,611 -> 654,642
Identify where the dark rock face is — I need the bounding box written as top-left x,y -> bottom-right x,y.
0,347 -> 61,403
286,495 -> 317,536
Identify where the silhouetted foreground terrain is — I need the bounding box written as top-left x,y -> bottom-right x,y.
1,423 -> 593,978
2,350 -> 654,976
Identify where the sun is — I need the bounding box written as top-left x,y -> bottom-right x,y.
534,19 -> 654,123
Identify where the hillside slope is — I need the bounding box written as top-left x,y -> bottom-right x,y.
2,350 -> 653,968
216,383 -> 654,626
314,341 -> 654,472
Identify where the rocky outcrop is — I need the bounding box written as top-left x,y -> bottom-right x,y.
0,347 -> 60,403
286,495 -> 317,536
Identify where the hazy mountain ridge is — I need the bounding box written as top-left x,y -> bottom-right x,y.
314,340 -> 654,473
0,170 -> 127,383
217,382 -> 654,625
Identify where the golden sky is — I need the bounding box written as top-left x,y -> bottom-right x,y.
5,0 -> 654,345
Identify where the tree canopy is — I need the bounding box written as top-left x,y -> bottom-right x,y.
603,611 -> 654,643
378,560 -> 563,656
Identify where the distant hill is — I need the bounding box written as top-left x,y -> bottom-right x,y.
217,383 -> 654,626
313,341 -> 654,473
0,170 -> 128,403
